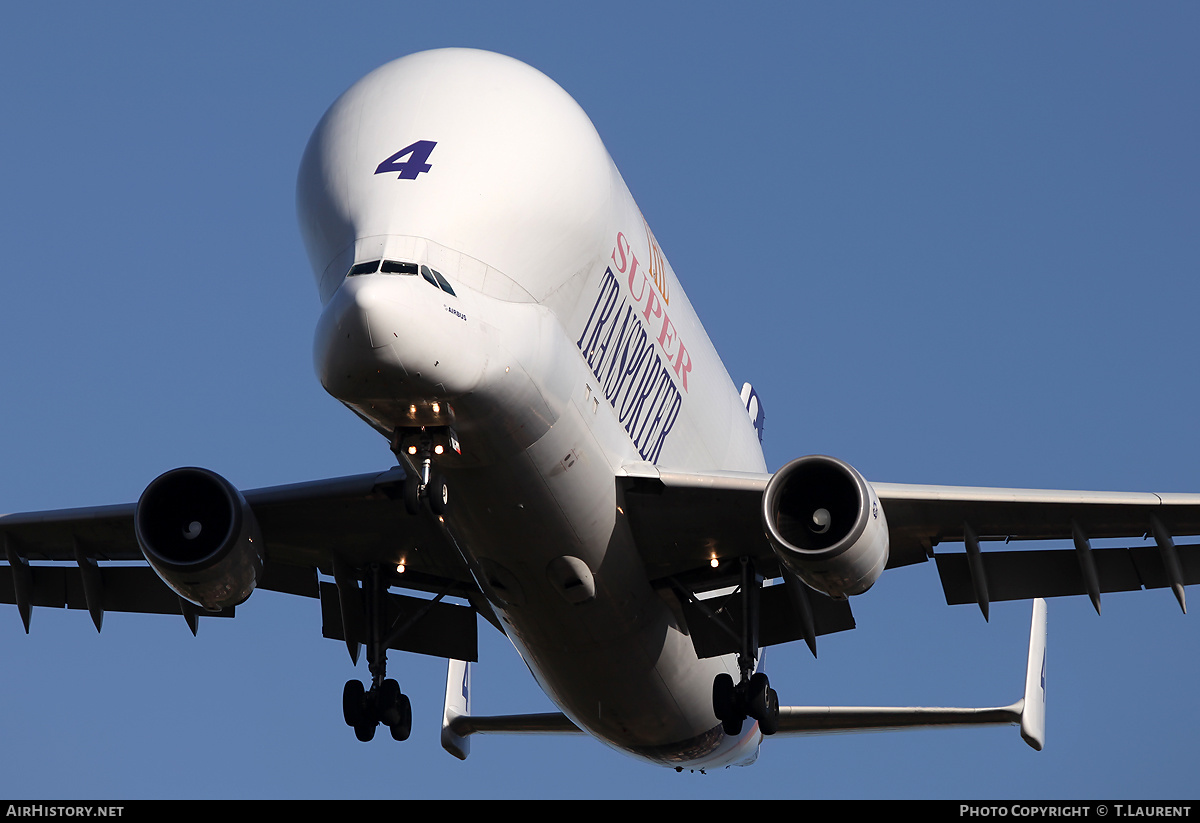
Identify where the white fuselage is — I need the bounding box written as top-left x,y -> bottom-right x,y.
298,48 -> 767,768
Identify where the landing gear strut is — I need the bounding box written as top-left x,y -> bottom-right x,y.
341,564 -> 413,742
712,557 -> 780,736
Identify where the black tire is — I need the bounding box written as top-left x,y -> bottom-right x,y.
342,680 -> 365,727
378,679 -> 403,727
403,475 -> 420,516
759,688 -> 780,736
389,693 -> 412,742
747,672 -> 771,722
722,714 -> 744,736
354,721 -> 377,742
712,672 -> 736,721
428,474 -> 448,515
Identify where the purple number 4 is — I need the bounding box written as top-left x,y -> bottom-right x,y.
375,140 -> 437,180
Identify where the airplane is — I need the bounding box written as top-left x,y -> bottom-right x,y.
1,47 -> 1196,772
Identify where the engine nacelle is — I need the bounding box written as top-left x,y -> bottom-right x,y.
762,455 -> 889,599
135,467 -> 264,611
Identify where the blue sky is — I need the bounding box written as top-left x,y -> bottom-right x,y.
0,1 -> 1197,800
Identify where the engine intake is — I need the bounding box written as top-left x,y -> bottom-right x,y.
762,455 -> 889,598
135,467 -> 264,611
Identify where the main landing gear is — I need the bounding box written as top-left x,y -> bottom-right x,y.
343,677 -> 411,742
341,564 -> 413,742
713,670 -> 779,737
712,557 -> 780,736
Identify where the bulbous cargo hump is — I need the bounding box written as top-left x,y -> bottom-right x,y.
297,48 -> 615,303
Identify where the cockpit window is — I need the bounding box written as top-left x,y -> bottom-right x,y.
430,268 -> 456,297
348,259 -> 423,277
381,260 -> 418,275
349,258 -> 455,293
421,265 -> 456,297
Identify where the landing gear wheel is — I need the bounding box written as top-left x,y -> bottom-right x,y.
389,693 -> 412,741
747,672 -> 770,719
427,474 -> 449,515
342,679 -> 365,727
714,672 -> 746,735
747,672 -> 779,735
713,673 -> 736,722
354,721 -> 377,742
378,679 -> 403,727
759,688 -> 780,736
403,475 -> 420,516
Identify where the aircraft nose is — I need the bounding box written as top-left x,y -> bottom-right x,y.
312,271 -> 488,411
340,275 -> 395,348
312,274 -> 409,399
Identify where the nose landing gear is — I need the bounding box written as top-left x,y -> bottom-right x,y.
391,426 -> 455,516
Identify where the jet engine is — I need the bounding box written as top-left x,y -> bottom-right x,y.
761,455 -> 889,599
134,467 -> 264,611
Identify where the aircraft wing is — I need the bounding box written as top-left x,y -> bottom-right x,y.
0,467 -> 482,658
620,464 -> 1200,622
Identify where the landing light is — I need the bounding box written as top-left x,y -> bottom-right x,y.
407,446 -> 417,455
710,557 -> 719,568
432,402 -> 440,413
396,563 -> 406,574
434,445 -> 444,455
